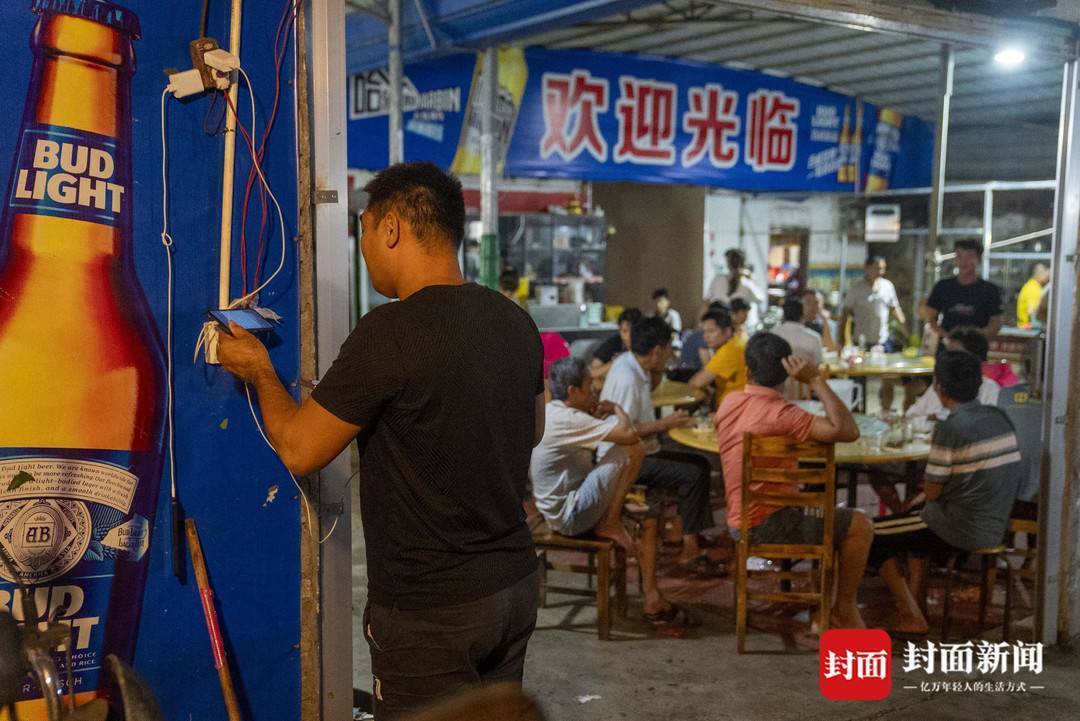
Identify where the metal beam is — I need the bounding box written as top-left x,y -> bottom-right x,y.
702,0 -> 1079,59
479,47 -> 500,290
1044,57 -> 1080,644
388,0 -> 403,163
922,45 -> 953,322
305,0 -> 353,718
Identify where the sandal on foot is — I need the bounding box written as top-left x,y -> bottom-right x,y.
676,555 -> 726,578
644,604 -> 699,629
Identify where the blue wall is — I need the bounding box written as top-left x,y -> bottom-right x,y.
0,2 -> 301,719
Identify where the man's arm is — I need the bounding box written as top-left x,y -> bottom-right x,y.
601,404 -> 641,445
891,301 -> 906,326
919,301 -> 944,339
689,367 -> 716,390
984,314 -> 1004,338
783,356 -> 858,443
634,410 -> 691,438
819,316 -> 838,352
923,481 -> 944,501
219,324 -> 361,475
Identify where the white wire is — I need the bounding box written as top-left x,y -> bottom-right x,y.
160,86 -> 177,501
244,385 -> 339,544
233,66 -> 286,308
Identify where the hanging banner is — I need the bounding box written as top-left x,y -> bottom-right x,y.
347,47 -> 933,192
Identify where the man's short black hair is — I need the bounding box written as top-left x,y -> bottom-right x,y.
730,298 -> 750,313
947,326 -> 989,362
702,308 -> 733,330
618,307 -> 644,326
935,349 -> 983,403
725,248 -> 746,269
866,255 -> 886,266
548,357 -> 590,401
954,239 -> 984,258
782,296 -> 804,322
363,162 -> 466,250
652,288 -> 669,301
630,317 -> 673,356
746,332 -> 792,388
498,267 -> 520,293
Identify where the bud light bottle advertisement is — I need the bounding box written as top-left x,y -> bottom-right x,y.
0,0 -> 165,715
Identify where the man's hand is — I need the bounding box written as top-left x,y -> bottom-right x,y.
782,355 -> 820,385
593,400 -> 617,419
662,409 -> 693,430
217,322 -> 273,383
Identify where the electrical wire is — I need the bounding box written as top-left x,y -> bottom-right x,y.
223,70 -> 344,544
222,74 -> 285,307
160,86 -> 176,502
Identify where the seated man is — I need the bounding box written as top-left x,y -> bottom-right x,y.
679,301 -> 729,373
906,326 -> 1000,420
601,317 -> 722,576
590,308 -> 643,386
730,298 -> 751,338
531,358 -> 692,627
868,350 -> 1021,634
801,288 -> 838,352
770,297 -> 824,400
688,308 -> 747,406
715,333 -> 872,629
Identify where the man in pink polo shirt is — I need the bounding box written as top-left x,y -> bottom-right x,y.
715,333 -> 874,629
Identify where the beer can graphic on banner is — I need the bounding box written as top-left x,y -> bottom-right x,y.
0,0 -> 164,715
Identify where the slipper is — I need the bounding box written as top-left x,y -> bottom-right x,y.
676,555 -> 726,578
644,603 -> 700,630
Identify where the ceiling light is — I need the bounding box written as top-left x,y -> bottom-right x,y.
994,47 -> 1025,68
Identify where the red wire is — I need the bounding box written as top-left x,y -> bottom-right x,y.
236,0 -> 296,295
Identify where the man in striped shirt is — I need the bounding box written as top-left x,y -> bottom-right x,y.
867,350 -> 1021,634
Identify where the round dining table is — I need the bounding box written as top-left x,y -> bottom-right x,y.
651,379 -> 706,408
824,352 -> 935,378
669,421 -> 931,508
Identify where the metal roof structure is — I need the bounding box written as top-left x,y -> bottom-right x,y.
347,0 -> 1080,181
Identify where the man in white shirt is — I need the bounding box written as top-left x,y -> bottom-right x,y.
601,318 -> 722,576
771,297 -> 823,399
532,358 -> 693,627
906,328 -> 1000,420
840,255 -> 906,410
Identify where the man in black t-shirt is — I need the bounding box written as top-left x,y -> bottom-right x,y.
217,163 -> 544,720
922,239 -> 1004,339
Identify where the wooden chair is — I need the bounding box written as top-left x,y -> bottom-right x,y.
531,520 -> 627,641
735,434 -> 836,653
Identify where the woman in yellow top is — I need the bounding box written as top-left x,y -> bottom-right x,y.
688,308 -> 748,405
1016,263 -> 1050,327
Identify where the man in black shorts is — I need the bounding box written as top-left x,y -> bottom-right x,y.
868,350 -> 1020,634
217,162 -> 544,720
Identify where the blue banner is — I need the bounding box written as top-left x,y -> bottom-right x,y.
347,47 -> 933,192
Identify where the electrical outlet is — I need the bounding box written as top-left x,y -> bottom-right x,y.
189,37 -> 221,92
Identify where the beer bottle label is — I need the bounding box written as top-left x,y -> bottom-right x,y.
0,447 -> 156,701
7,123 -> 128,227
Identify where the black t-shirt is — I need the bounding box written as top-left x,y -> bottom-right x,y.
926,277 -> 1004,331
312,284 -> 543,610
592,333 -> 623,363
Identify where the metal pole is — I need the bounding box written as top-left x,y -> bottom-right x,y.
982,187 -> 993,279
479,47 -> 500,289
388,0 -> 403,164
921,44 -> 954,330
1042,58 -> 1080,645
218,0 -> 243,309
307,0 -> 353,714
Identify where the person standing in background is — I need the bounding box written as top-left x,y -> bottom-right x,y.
1016,262 -> 1051,328
921,240 -> 1004,339
499,266 -> 522,304
590,308 -> 643,386
707,248 -> 766,332
840,255 -> 906,411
